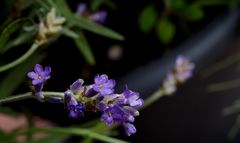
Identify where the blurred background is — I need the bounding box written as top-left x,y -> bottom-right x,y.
1,0 -> 240,143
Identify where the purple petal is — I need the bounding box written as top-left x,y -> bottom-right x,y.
32,79 -> 42,85
44,66 -> 51,76
34,64 -> 43,73
105,79 -> 115,88
27,72 -> 38,79
70,79 -> 84,92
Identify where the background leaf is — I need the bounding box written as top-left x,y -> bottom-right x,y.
0,18 -> 34,54
183,4 -> 204,21
139,5 -> 157,33
156,18 -> 175,44
52,0 -> 124,40
170,0 -> 186,10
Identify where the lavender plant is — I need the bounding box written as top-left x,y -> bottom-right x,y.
0,0 -> 196,142
0,55 -> 194,142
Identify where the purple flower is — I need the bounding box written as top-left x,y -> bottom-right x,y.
27,64 -> 51,85
89,11 -> 107,23
64,90 -> 84,118
123,86 -> 144,107
101,106 -> 126,126
123,123 -> 136,136
70,79 -> 84,94
174,55 -> 195,83
27,64 -> 51,101
93,74 -> 115,95
76,3 -> 107,23
76,3 -> 87,16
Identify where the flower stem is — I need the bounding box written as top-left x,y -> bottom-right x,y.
0,91 -> 64,105
0,43 -> 39,72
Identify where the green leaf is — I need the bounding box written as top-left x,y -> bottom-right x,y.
53,0 -> 124,40
170,0 -> 186,10
74,30 -> 95,65
3,32 -> 35,54
0,18 -> 34,53
90,0 -> 104,11
156,18 -> 175,44
24,135 -> 66,143
0,53 -> 45,98
18,127 -> 128,143
61,27 -> 79,39
183,4 -> 204,21
139,5 -> 157,33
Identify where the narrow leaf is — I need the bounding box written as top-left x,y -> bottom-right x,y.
139,5 -> 157,33
74,30 -> 96,65
0,18 -> 34,53
53,0 -> 124,40
61,27 -> 79,39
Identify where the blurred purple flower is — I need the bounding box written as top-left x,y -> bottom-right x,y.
89,11 -> 107,23
76,3 -> 107,23
76,3 -> 87,15
174,55 -> 195,83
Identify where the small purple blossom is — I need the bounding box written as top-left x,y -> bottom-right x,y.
27,64 -> 51,101
76,3 -> 87,15
70,79 -> 84,94
76,3 -> 107,23
89,11 -> 107,23
93,74 -> 115,95
123,123 -> 136,136
27,64 -> 51,85
174,55 -> 195,83
123,86 -> 144,107
64,90 -> 84,118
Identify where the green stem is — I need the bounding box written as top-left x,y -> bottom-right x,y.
0,91 -> 64,105
201,51 -> 240,78
19,127 -> 128,143
207,78 -> 240,92
0,43 -> 39,72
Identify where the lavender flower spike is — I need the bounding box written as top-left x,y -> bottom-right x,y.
93,74 -> 115,95
27,64 -> 51,101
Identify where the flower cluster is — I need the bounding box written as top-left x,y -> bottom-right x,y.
35,8 -> 66,45
28,65 -> 143,136
162,55 -> 195,95
27,64 -> 51,101
76,3 -> 107,23
64,74 -> 144,136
